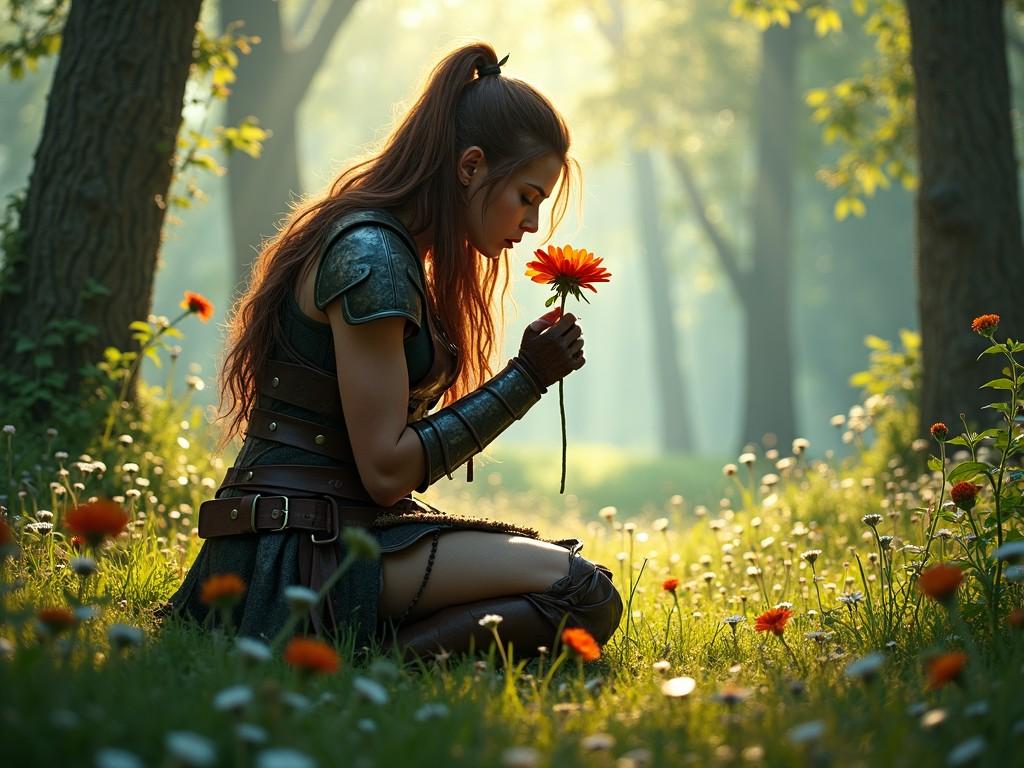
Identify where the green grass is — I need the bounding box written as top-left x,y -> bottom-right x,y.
2,428 -> 1023,768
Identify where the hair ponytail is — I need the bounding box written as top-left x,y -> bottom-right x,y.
218,42 -> 577,444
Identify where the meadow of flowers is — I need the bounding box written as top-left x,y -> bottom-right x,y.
1,308 -> 1023,768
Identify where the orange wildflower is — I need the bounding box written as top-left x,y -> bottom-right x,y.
926,652 -> 967,690
754,607 -> 793,636
929,422 -> 948,440
561,627 -> 601,662
525,245 -> 611,301
65,500 -> 129,547
918,564 -> 963,603
1008,607 -> 1024,629
662,577 -> 681,593
0,516 -> 13,547
283,636 -> 340,675
37,607 -> 77,634
970,313 -> 1000,336
199,573 -> 247,606
180,291 -> 214,322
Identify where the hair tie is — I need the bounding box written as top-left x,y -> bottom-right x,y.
477,53 -> 509,77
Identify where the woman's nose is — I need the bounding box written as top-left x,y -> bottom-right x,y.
522,215 -> 539,234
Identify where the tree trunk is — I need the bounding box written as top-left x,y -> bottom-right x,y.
222,0 -> 356,288
0,0 -> 202,414
907,0 -> 1024,432
740,21 -> 800,450
630,147 -> 694,452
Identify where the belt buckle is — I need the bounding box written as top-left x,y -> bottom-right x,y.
261,495 -> 290,532
310,496 -> 339,545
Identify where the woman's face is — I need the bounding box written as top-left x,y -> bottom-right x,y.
460,149 -> 563,260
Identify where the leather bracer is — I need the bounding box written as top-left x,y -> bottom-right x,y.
409,358 -> 546,491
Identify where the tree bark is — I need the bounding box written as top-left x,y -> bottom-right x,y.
906,0 -> 1024,431
590,0 -> 694,453
222,0 -> 356,288
630,148 -> 694,452
669,21 -> 800,452
0,0 -> 202,413
742,21 -> 799,450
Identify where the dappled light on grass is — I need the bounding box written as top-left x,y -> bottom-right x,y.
2,311 -> 1024,765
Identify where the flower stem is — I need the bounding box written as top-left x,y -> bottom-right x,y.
558,294 -> 567,494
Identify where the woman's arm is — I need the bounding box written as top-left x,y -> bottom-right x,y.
325,301 -> 426,507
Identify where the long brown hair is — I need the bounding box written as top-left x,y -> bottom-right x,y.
219,42 -> 578,443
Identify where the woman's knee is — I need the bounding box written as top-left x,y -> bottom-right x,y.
379,531 -> 573,621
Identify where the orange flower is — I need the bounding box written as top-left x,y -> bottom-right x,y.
199,573 -> 247,606
662,577 -> 680,593
65,500 -> 129,547
180,291 -> 214,322
37,607 -> 77,634
926,652 -> 967,690
929,422 -> 948,440
1008,607 -> 1024,629
0,516 -> 13,547
970,313 -> 1000,336
754,607 -> 793,636
283,636 -> 340,674
918,563 -> 963,603
561,627 -> 601,662
525,245 -> 611,301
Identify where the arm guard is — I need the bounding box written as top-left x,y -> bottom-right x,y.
408,358 -> 546,491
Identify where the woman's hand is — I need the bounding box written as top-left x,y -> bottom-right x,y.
516,307 -> 585,389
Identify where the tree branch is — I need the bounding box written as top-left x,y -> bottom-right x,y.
285,0 -> 357,109
668,150 -> 748,300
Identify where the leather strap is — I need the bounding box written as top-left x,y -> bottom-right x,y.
197,493 -> 381,538
247,408 -> 355,462
260,360 -> 343,419
220,463 -> 373,503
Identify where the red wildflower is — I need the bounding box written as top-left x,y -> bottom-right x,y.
561,627 -> 601,662
37,607 -> 77,635
283,636 -> 339,675
662,577 -> 680,593
180,291 -> 214,322
950,482 -> 979,511
918,563 -> 963,603
0,516 -> 13,548
65,500 -> 129,547
199,573 -> 247,607
970,313 -> 1000,336
1008,608 -> 1024,629
926,652 -> 967,690
754,607 -> 793,636
929,422 -> 948,441
525,245 -> 611,299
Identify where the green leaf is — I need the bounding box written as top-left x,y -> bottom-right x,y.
14,336 -> 35,354
33,352 -> 53,368
927,455 -> 943,472
947,461 -> 992,484
981,377 -> 1015,390
128,321 -> 151,333
144,347 -> 161,368
944,436 -> 969,447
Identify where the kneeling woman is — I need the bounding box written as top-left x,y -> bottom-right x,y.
169,43 -> 623,657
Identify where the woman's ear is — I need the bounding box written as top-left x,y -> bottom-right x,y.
458,146 -> 485,186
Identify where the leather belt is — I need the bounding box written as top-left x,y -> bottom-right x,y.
260,360 -> 343,419
220,463 -> 373,503
197,493 -> 383,541
247,408 -> 354,462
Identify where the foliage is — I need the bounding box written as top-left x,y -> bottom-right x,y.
3,314 -> 1024,766
731,0 -> 917,218
0,0 -> 66,79
848,329 -> 922,477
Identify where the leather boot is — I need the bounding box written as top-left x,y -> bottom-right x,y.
388,543 -> 623,659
